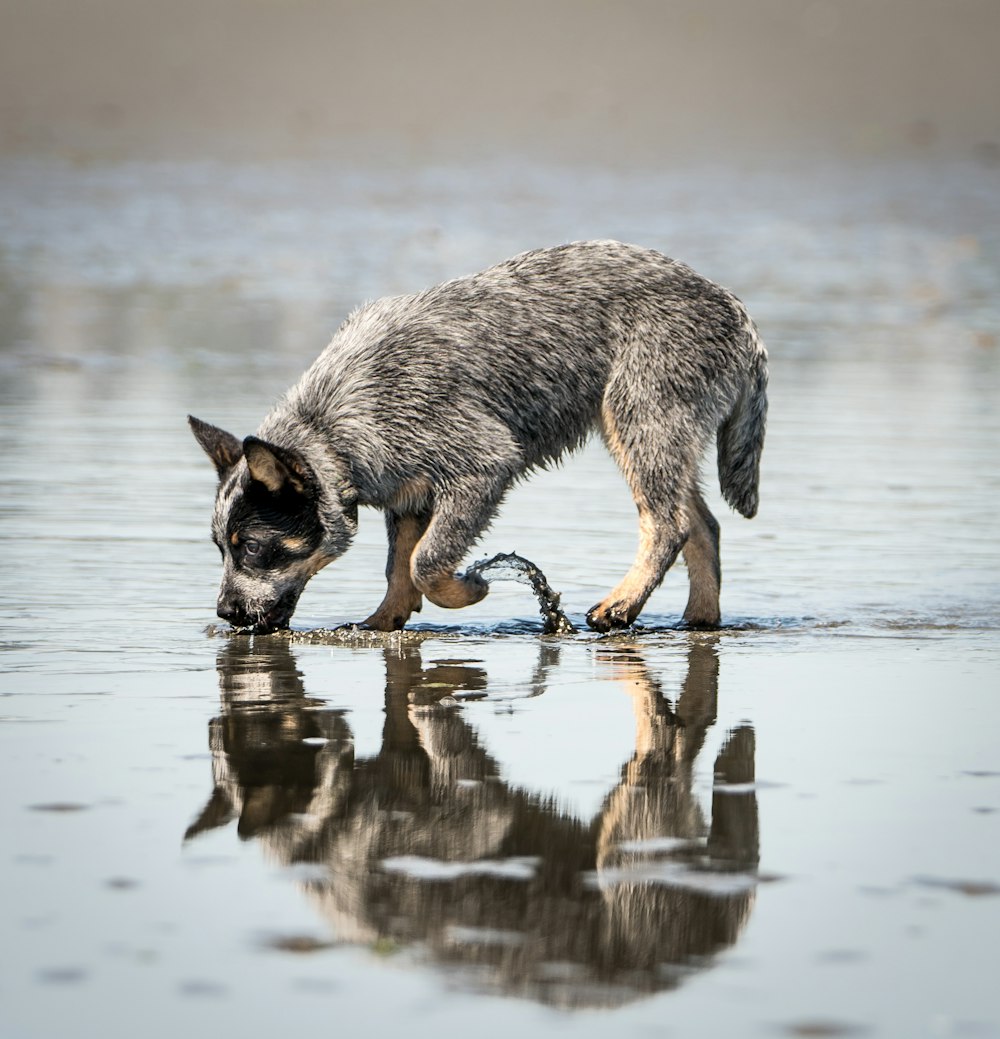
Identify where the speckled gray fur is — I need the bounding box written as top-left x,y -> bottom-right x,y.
190,240 -> 768,633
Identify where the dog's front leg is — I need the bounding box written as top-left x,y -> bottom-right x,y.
361,512 -> 429,631
409,481 -> 506,611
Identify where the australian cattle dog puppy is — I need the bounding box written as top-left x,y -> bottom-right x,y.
190,240 -> 768,633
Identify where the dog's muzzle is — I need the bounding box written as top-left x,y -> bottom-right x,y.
216,591 -> 297,634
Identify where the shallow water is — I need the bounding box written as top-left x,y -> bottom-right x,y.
1,155 -> 999,1038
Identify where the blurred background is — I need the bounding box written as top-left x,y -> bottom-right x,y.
2,0 -> 999,165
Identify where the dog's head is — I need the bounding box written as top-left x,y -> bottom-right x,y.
189,416 -> 357,632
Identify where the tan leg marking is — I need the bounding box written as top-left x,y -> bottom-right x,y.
588,506 -> 672,630
682,489 -> 721,628
362,515 -> 425,631
588,403 -> 686,630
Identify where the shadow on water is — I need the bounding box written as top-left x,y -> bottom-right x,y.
186,636 -> 759,1008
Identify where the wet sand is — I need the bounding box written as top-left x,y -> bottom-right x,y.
1,4 -> 1000,1036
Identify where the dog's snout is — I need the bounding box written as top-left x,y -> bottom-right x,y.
217,597 -> 246,626
216,592 -> 292,632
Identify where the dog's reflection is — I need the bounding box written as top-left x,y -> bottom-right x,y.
187,637 -> 759,1007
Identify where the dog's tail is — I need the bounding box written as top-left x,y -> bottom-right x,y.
717,319 -> 768,518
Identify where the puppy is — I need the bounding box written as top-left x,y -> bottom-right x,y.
190,240 -> 767,633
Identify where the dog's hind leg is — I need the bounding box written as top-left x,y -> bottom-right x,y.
587,401 -> 697,632
362,512 -> 429,631
586,497 -> 688,631
409,480 -> 508,611
681,485 -> 721,628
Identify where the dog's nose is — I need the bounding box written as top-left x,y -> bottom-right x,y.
217,598 -> 245,625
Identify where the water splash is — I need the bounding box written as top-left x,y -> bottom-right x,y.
465,552 -> 577,635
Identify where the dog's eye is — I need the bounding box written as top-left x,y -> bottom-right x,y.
243,539 -> 262,556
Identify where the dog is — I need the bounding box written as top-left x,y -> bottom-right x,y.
189,240 -> 767,633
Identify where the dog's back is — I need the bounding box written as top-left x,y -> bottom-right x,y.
267,240 -> 765,500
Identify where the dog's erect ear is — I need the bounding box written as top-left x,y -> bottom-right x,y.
243,437 -> 316,497
189,416 -> 243,479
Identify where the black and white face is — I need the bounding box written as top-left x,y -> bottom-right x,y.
211,470 -> 333,632
190,417 -> 345,633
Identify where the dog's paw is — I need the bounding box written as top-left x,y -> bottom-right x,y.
462,570 -> 490,603
420,571 -> 490,610
358,612 -> 408,632
682,599 -> 721,629
360,590 -> 423,632
585,600 -> 635,633
680,613 -> 721,630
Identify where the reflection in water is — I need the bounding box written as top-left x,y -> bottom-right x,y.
187,638 -> 759,1008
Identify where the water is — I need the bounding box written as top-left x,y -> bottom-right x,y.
1,154 -> 999,1039
467,553 -> 577,634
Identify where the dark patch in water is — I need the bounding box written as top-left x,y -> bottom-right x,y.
14,854 -> 54,866
105,876 -> 140,890
28,802 -> 88,813
782,1022 -> 870,1037
292,977 -> 340,993
36,967 -> 87,985
815,949 -> 867,965
178,979 -> 228,998
260,934 -> 337,954
913,876 -> 1000,898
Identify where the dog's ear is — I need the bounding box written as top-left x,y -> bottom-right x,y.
189,416 -> 243,479
243,437 -> 316,497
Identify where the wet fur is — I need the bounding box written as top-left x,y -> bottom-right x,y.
190,240 -> 768,632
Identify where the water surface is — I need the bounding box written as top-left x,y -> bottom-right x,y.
1,156 -> 999,1038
